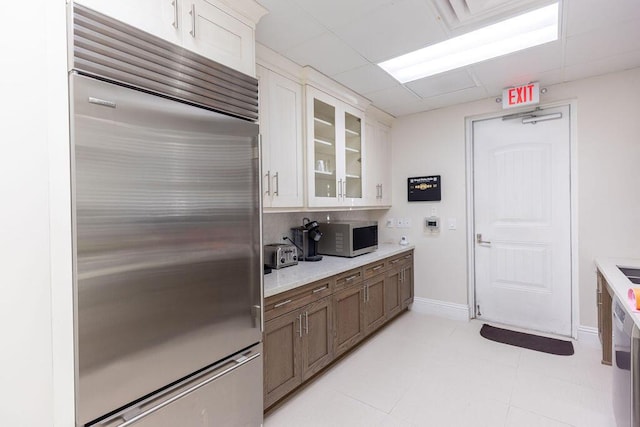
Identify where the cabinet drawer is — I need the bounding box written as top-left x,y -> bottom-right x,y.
363,259 -> 387,279
388,250 -> 413,268
265,277 -> 334,321
334,267 -> 364,290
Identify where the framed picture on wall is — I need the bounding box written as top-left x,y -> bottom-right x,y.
408,175 -> 441,202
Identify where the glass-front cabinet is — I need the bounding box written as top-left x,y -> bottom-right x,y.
307,86 -> 365,207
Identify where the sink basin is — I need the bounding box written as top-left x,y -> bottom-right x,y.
618,267 -> 640,284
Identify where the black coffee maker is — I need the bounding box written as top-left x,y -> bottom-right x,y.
287,218 -> 323,262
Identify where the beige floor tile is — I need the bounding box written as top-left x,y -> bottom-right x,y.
264,311 -> 614,427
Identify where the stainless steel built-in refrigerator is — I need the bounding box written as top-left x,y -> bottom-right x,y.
69,5 -> 262,426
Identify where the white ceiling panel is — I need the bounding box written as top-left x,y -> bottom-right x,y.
255,0 -> 326,53
294,0 -> 396,31
330,0 -> 447,63
417,86 -> 489,111
565,0 -> 640,37
332,64 -> 399,96
405,69 -> 478,99
471,41 -> 563,91
283,33 -> 369,77
564,48 -> 640,83
564,18 -> 640,67
255,0 -> 640,117
364,85 -> 422,113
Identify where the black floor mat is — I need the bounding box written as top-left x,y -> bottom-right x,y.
480,324 -> 574,356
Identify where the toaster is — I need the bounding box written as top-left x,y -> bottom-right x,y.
264,243 -> 298,269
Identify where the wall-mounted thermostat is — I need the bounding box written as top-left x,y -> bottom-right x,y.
425,216 -> 440,231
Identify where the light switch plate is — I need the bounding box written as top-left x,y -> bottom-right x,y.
448,218 -> 457,230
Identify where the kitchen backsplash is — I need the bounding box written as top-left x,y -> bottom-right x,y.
263,211 -> 386,245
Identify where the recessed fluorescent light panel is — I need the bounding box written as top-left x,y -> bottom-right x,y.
378,2 -> 559,83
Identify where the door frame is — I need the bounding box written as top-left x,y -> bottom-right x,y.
464,100 -> 579,338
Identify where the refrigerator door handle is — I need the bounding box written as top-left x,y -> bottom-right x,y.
117,352 -> 261,427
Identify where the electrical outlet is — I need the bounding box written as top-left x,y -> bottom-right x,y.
397,218 -> 412,228
448,218 -> 457,230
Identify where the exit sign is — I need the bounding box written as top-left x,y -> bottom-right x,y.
502,82 -> 540,109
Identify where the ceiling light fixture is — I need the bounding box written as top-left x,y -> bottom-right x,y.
378,2 -> 559,83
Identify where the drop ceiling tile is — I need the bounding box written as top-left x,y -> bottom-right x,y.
256,0 -> 327,53
471,42 -> 563,92
364,84 -> 422,114
282,32 -> 369,76
564,18 -> 640,67
565,0 -> 640,37
331,0 -> 448,63
332,64 -> 399,95
417,86 -> 488,111
404,69 -> 478,99
294,0 -> 396,30
481,68 -> 564,96
563,49 -> 640,82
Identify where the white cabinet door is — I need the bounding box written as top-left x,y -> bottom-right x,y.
364,120 -> 391,206
74,0 -> 182,46
74,0 -> 260,76
181,0 -> 255,75
258,66 -> 304,209
377,123 -> 392,206
306,86 -> 365,208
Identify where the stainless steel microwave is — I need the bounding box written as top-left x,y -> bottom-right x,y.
317,221 -> 378,257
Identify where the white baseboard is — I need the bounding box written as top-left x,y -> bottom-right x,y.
410,297 -> 470,321
577,325 -> 600,348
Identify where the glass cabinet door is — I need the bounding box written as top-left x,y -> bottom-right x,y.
313,98 -> 337,199
344,111 -> 362,199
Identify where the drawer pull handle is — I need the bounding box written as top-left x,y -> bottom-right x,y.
391,259 -> 400,264
274,299 -> 292,308
345,274 -> 359,282
404,255 -> 411,259
312,286 -> 327,293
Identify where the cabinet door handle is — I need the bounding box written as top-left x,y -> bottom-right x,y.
379,184 -> 383,199
304,311 -> 309,335
273,299 -> 291,308
298,314 -> 303,338
189,3 -> 196,37
265,171 -> 271,196
338,179 -> 343,199
312,286 -> 327,293
273,172 -> 279,196
171,0 -> 179,29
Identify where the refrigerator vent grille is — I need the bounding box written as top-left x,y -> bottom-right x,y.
70,4 -> 259,121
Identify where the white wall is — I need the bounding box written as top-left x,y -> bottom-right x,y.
380,67 -> 640,329
0,2 -> 74,426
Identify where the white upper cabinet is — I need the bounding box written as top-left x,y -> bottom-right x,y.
72,0 -> 266,76
258,65 -> 304,209
364,117 -> 392,207
306,86 -> 365,208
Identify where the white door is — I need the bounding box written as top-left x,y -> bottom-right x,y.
473,105 -> 571,336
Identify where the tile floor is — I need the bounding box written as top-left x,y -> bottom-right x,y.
264,310 -> 615,427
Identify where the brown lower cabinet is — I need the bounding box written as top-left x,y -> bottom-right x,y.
264,297 -> 333,408
264,249 -> 414,410
596,270 -> 612,365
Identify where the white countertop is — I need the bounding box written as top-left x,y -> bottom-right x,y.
596,257 -> 640,327
264,243 -> 415,298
